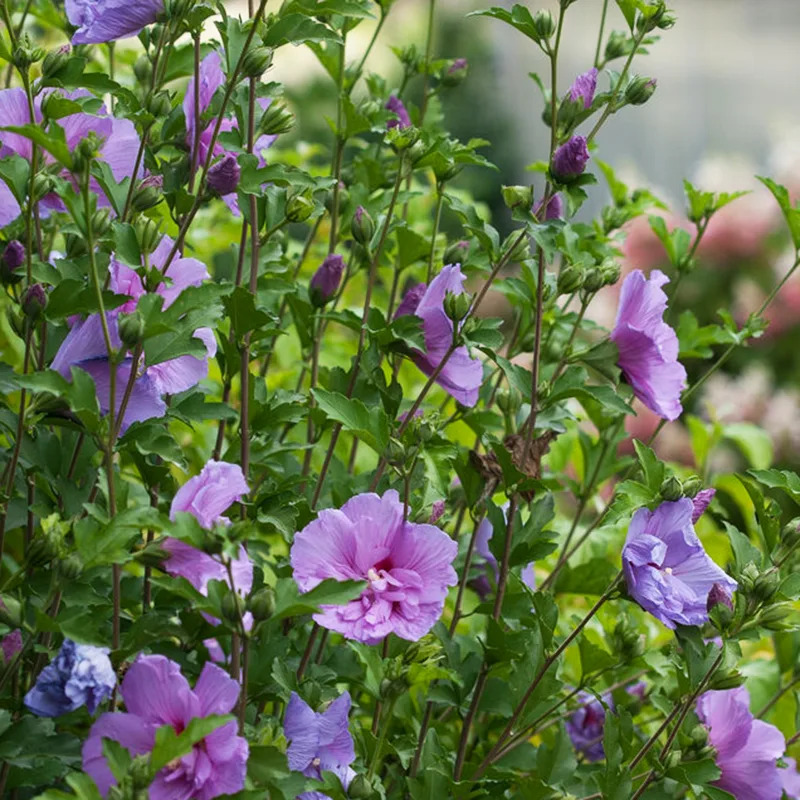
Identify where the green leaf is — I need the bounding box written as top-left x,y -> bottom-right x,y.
468,5 -> 542,45
2,123 -> 72,168
272,577 -> 366,620
312,388 -> 389,454
632,439 -> 664,493
757,176 -> 800,251
722,422 -> 773,469
0,153 -> 30,205
111,222 -> 141,267
722,521 -> 763,572
151,715 -> 232,773
263,14 -> 341,47
749,468 -> 800,504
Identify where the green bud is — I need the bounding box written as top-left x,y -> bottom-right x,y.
351,206 -> 375,247
757,603 -> 794,631
286,192 -> 314,223
92,208 -> 112,238
662,750 -> 682,770
135,217 -> 162,255
496,389 -> 520,415
0,596 -> 21,628
739,562 -> 760,592
241,46 -> 273,78
557,264 -> 584,295
40,90 -> 65,121
129,754 -> 152,790
708,668 -> 744,691
406,139 -> 428,165
131,176 -> 164,213
689,724 -> 708,747
78,133 -> 101,162
386,437 -> 405,465
221,591 -> 245,624
605,30 -> 628,61
42,45 -> 71,79
600,257 -> 621,286
118,311 -> 145,350
56,553 -> 83,580
443,290 -> 471,323
385,124 -> 420,152
323,183 -> 348,216
12,35 -> 45,69
625,76 -> 657,106
502,231 -> 530,263
443,239 -> 470,265
146,91 -> 172,118
347,774 -> 376,799
501,184 -> 534,210
32,173 -> 55,203
660,475 -> 683,502
781,518 -> 800,549
532,9 -> 556,39
681,476 -> 704,498
602,205 -> 629,233
249,587 -> 276,622
581,267 -> 604,293
134,54 -> 153,85
752,570 -> 780,603
441,57 -> 468,88
27,535 -> 59,567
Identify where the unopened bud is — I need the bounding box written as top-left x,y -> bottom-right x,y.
135,217 -> 162,255
221,591 -> 245,624
351,206 -> 374,246
581,267 -> 604,293
207,155 -> 240,196
146,91 -> 172,118
21,283 -> 47,320
706,583 -> 733,612
443,291 -> 471,323
600,257 -> 621,286
752,570 -> 780,603
12,35 -> 45,69
557,264 -> 583,295
42,45 -> 71,79
625,76 -> 657,106
502,231 -> 530,263
659,475 -> 683,502
56,553 -> 83,580
259,100 -> 294,136
441,57 -> 468,87
758,603 -> 794,630
286,192 -> 314,223
1,240 -> 25,285
309,254 -> 345,307
134,54 -> 153,84
501,185 -> 534,210
429,500 -> 445,525
533,9 -> 556,39
249,587 -> 276,621
708,668 -> 744,691
347,774 -> 376,798
32,173 -> 55,202
132,175 -> 163,213
129,754 -> 152,790
242,46 -> 273,78
443,239 -> 470,265
118,311 -> 144,350
681,476 -> 703,498
605,30 -> 628,61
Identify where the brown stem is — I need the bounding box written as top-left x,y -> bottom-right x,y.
297,623 -> 319,681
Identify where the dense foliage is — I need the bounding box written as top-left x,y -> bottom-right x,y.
0,0 -> 798,798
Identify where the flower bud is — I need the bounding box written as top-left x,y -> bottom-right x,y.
146,91 -> 172,118
502,231 -> 530,263
56,553 -> 83,580
385,95 -> 411,129
605,30 -> 628,61
662,750 -> 682,771
248,587 -> 276,621
348,774 -> 376,799
221,591 -> 246,624
581,267 -> 603,293
12,35 -> 45,69
625,76 -> 657,106
77,133 -> 101,162
21,283 -> 47,320
681,476 -> 703,498
600,257 -> 621,286
708,668 -> 744,691
739,562 -> 760,592
429,500 -> 445,525
441,57 -> 468,87
659,475 -> 683,502
557,264 -> 583,295
309,254 -> 345,307
324,182 -> 348,216
286,191 -> 314,223
757,603 -> 794,630
351,206 -> 375,247
132,175 -> 164,213
534,193 -> 563,221
706,582 -> 734,612
42,45 -> 71,79
257,99 -> 293,137
568,67 -> 598,110
135,217 -> 162,255
443,239 -> 470,265
551,135 -> 590,182
32,173 -> 55,202
689,724 -> 708,748
207,154 -> 241,196
129,754 -> 152,790
752,570 -> 780,603
1,240 -> 25,285
134,54 -> 153,84
443,290 -> 471,323
532,9 -> 556,39
40,90 -> 66,121
241,46 -> 273,78
501,185 -> 534,210
781,518 -> 800,549
118,311 -> 144,350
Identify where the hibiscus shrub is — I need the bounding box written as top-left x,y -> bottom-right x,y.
0,0 -> 799,798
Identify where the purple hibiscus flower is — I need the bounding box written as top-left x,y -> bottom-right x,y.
309,254 -> 345,307
691,488 -> 716,523
622,499 -> 737,629
284,692 -> 355,789
385,95 -> 411,129
551,135 -> 590,180
51,236 -> 216,432
534,193 -> 563,221
184,51 -> 276,212
24,639 -> 115,717
163,460 -> 252,658
291,490 -> 457,645
696,687 -> 787,800
568,67 -> 598,109
0,88 -> 142,227
782,758 -> 800,799
83,655 -> 248,800
66,0 -> 162,44
611,269 -> 687,421
566,691 -> 611,762
471,509 -> 536,600
394,265 -> 484,407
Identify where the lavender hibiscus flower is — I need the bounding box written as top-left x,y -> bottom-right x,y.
622,499 -> 737,629
184,51 -> 276,212
284,692 -> 355,789
24,639 -> 115,717
291,490 -> 457,645
566,691 -> 611,762
611,269 -> 687,421
51,236 -> 216,432
65,0 -> 163,44
83,655 -> 248,799
0,88 -> 141,227
696,687 -> 788,800
394,265 -> 484,407
568,67 -> 598,108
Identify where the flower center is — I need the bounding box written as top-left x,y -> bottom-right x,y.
312,757 -> 321,767
664,567 -> 673,575
367,567 -> 380,583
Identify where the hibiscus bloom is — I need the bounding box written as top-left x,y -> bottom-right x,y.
291,490 -> 457,645
65,0 -> 163,44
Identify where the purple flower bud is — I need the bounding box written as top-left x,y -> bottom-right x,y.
393,282 -> 427,319
707,582 -> 734,612
139,174 -> 163,190
1,240 -> 25,284
21,283 -> 47,319
534,193 -> 563,221
551,135 -> 590,180
691,488 -> 716,523
569,67 -> 598,109
309,254 -> 345,306
429,500 -> 445,524
385,95 -> 411,129
448,58 -> 468,74
207,154 -> 240,196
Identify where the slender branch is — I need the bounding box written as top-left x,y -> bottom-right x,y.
594,0 -> 609,68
